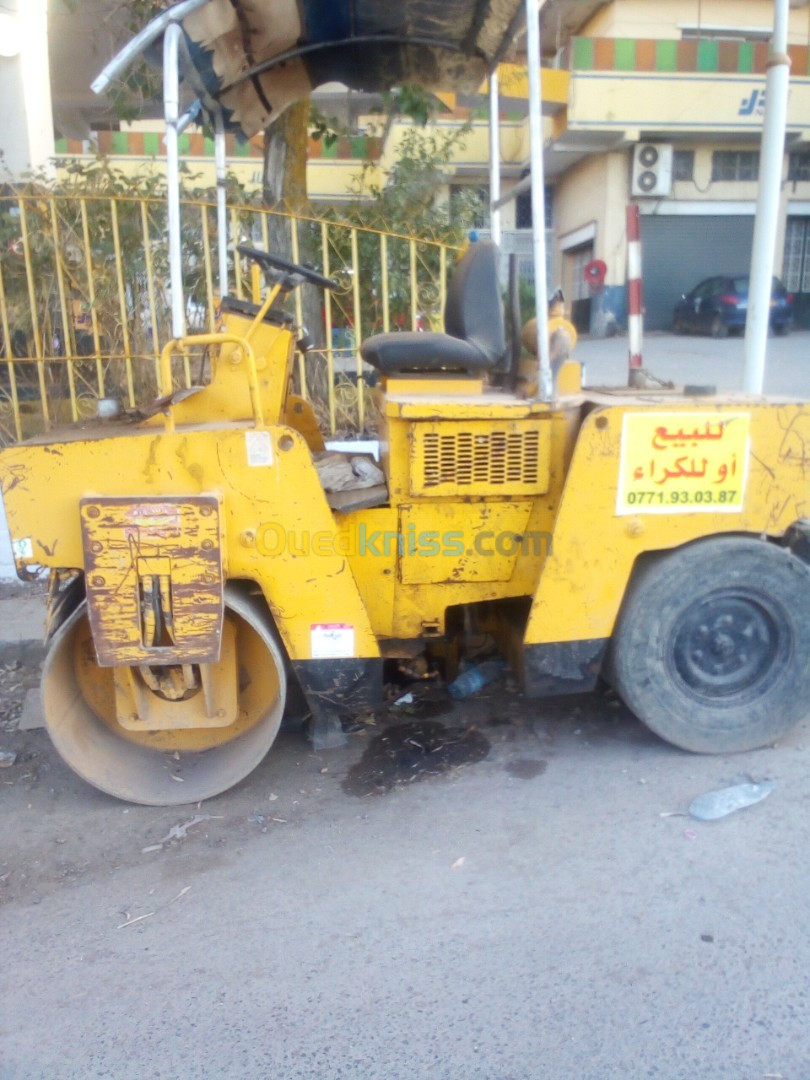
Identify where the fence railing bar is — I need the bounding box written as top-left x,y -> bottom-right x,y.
0,261 -> 22,442
231,209 -> 244,299
321,220 -> 336,436
49,199 -> 79,422
18,200 -> 50,428
440,246 -> 448,332
200,205 -> 217,334
289,215 -> 308,401
110,199 -> 136,408
79,200 -> 105,398
380,233 -> 390,335
350,228 -> 364,432
140,201 -> 162,393
409,238 -> 418,333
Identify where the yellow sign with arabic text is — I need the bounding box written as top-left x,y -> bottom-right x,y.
616,412 -> 750,515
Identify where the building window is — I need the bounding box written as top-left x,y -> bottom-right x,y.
711,150 -> 759,182
515,173 -> 554,230
543,184 -> 554,231
783,219 -> 810,294
788,152 -> 810,183
516,172 -> 532,229
673,150 -> 695,182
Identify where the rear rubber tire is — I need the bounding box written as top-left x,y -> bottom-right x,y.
609,537 -> 810,753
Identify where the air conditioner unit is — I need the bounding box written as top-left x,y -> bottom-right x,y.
631,143 -> 673,197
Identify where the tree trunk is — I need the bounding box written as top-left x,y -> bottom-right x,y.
263,100 -> 308,215
263,100 -> 325,348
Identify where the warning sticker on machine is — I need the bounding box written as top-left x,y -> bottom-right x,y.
616,411 -> 750,515
245,430 -> 274,467
311,623 -> 355,659
12,537 -> 33,560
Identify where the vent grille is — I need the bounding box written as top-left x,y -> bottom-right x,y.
413,422 -> 549,496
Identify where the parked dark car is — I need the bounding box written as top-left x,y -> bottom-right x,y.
673,274 -> 794,337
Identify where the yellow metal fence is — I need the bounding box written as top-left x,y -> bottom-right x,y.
0,194 -> 458,442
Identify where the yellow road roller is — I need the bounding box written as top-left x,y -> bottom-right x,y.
1,0 -> 809,804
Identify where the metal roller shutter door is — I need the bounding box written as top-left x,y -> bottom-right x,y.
640,215 -> 755,331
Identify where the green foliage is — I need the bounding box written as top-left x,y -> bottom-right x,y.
308,106 -> 341,149
347,123 -> 482,241
376,85 -> 440,128
305,122 -> 483,333
519,275 -> 537,327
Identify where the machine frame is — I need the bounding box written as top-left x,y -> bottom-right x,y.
1,0 -> 808,805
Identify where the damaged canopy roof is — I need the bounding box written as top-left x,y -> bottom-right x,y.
179,0 -> 525,136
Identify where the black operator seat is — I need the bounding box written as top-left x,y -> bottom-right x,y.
360,241 -> 505,374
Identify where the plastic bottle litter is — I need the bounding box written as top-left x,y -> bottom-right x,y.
447,660 -> 506,700
689,781 -> 774,821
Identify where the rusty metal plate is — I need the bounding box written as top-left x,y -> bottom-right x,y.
80,496 -> 224,668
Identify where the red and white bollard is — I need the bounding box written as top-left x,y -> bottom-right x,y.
626,204 -> 645,388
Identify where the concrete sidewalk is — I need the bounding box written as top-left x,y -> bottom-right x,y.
0,586 -> 46,645
0,586 -> 47,732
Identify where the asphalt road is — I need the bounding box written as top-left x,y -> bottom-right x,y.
2,337 -> 810,1079
2,677 -> 810,1079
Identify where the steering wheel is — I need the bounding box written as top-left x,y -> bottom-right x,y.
236,244 -> 338,291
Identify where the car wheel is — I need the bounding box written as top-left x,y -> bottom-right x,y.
773,321 -> 790,337
710,315 -> 728,339
608,537 -> 810,754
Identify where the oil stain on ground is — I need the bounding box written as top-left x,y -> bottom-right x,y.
504,758 -> 547,780
343,720 -> 490,797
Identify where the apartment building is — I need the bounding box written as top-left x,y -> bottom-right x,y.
545,0 -> 810,330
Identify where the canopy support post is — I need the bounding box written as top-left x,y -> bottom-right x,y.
525,0 -> 552,403
164,23 -> 186,340
215,111 -> 229,297
489,69 -> 502,247
743,0 -> 791,396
